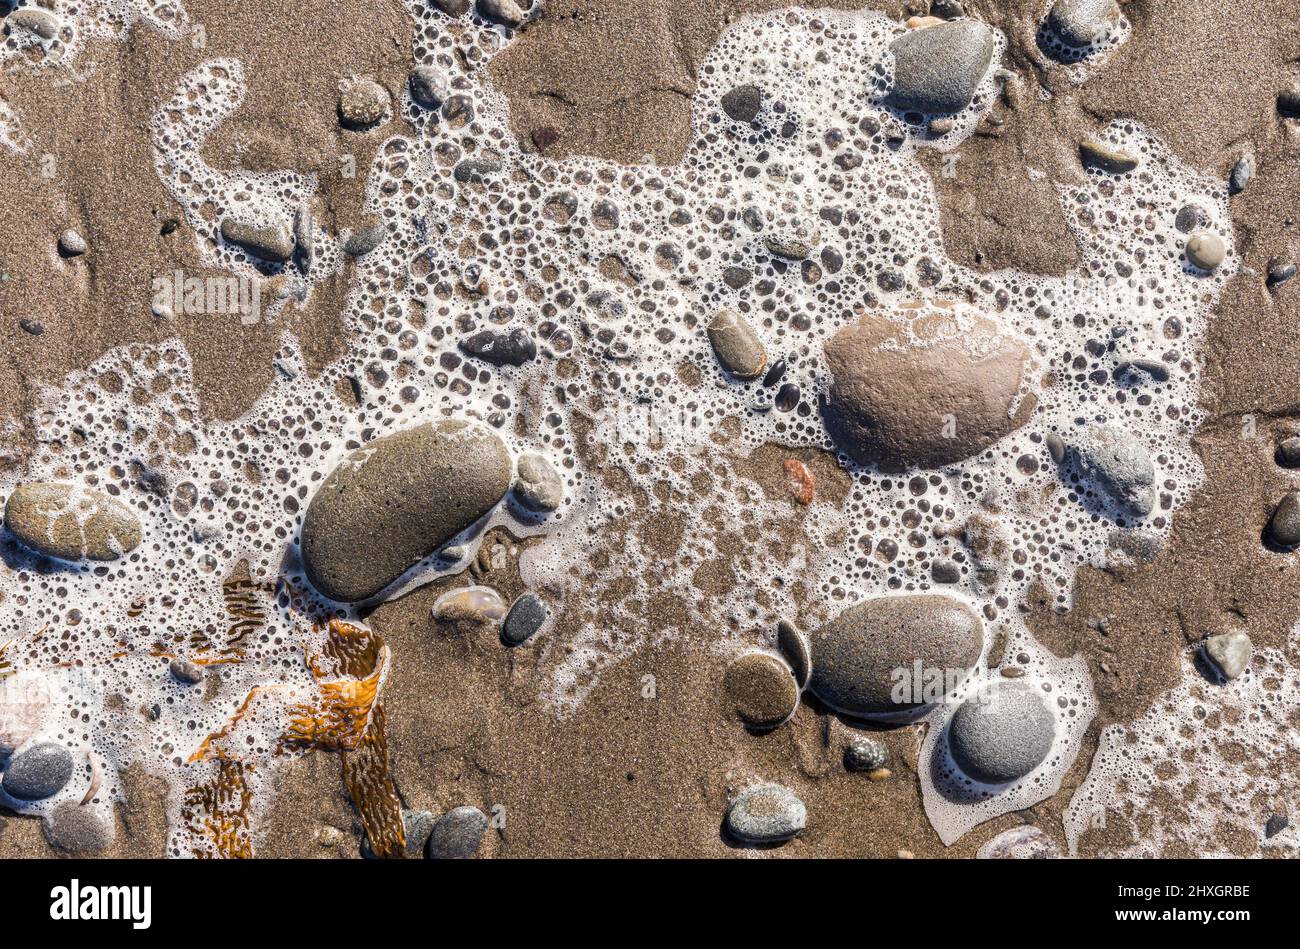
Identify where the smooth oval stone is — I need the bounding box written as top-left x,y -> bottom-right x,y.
427,805 -> 488,858
1047,0 -> 1119,47
822,303 -> 1035,471
1276,435 -> 1300,468
300,421 -> 512,602
725,784 -> 806,845
707,309 -> 767,380
343,221 -> 385,257
1204,630 -> 1252,680
479,0 -> 527,27
721,84 -> 763,123
220,218 -> 294,262
43,801 -> 114,853
809,594 -> 983,718
432,585 -> 507,627
513,452 -> 564,512
976,824 -> 1061,859
7,8 -> 60,40
458,327 -> 536,365
1185,230 -> 1225,271
501,592 -> 547,646
58,229 -> 87,256
724,653 -> 798,727
454,157 -> 503,184
1229,154 -> 1254,194
2,742 -> 74,800
1268,491 -> 1300,548
947,682 -> 1056,784
887,19 -> 995,114
844,736 -> 888,772
5,483 -> 142,561
1066,425 -> 1155,517
1079,139 -> 1138,174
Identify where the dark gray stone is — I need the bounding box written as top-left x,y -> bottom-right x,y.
169,657 -> 204,685
1265,814 -> 1288,839
409,66 -> 450,109
721,84 -> 763,123
458,327 -> 536,366
1229,154 -> 1254,194
427,805 -> 488,858
2,742 -> 74,801
930,0 -> 965,20
887,20 -> 996,115
725,784 -> 806,845
300,421 -> 512,602
1268,491 -> 1300,549
1277,436 -> 1300,468
808,594 -> 983,718
948,682 -> 1056,784
343,222 -> 385,257
502,592 -> 547,645
844,736 -> 887,772
1267,258 -> 1297,289
454,157 -> 503,184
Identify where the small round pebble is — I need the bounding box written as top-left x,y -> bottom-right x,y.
844,736 -> 888,772
58,229 -> 87,256
1185,230 -> 1225,271
501,591 -> 547,646
1277,436 -> 1300,468
169,657 -> 204,684
427,805 -> 488,859
338,79 -> 391,128
721,84 -> 763,123
725,783 -> 806,845
2,741 -> 74,801
724,652 -> 798,727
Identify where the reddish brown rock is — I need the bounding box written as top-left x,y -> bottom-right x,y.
821,302 -> 1036,472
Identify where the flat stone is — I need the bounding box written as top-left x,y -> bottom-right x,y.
1268,491 -> 1300,548
2,742 -> 74,800
169,657 -> 204,685
724,653 -> 798,727
1185,230 -> 1225,270
293,204 -> 314,271
1204,631 -> 1252,680
721,84 -> 763,123
43,801 -> 114,853
808,593 -> 984,718
821,302 -> 1035,471
220,218 -> 294,263
5,482 -> 142,561
501,592 -> 547,646
513,452 -> 564,512
6,8 -> 60,40
338,79 -> 391,129
775,618 -> 811,688
300,421 -> 512,602
844,736 -> 888,772
707,309 -> 767,380
409,66 -> 450,110
1047,0 -> 1119,47
887,19 -> 995,114
947,681 -> 1056,784
1265,814 -> 1288,839
1080,139 -> 1138,174
458,327 -> 536,366
432,585 -> 507,627
725,784 -> 806,845
427,805 -> 489,858
58,229 -> 87,256
976,824 -> 1061,859
1065,425 -> 1155,517
478,0 -> 527,27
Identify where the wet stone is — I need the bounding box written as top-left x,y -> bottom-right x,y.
721,83 -> 763,123
775,619 -> 811,688
1080,139 -> 1138,174
1047,0 -> 1119,48
947,682 -> 1056,784
1185,230 -> 1225,271
1267,258 -> 1297,289
478,0 -> 527,28
343,222 -> 386,258
454,157 -> 503,183
338,79 -> 391,129
2,742 -> 74,801
1265,814 -> 1288,839
4,482 -> 142,561
1267,491 -> 1300,549
1229,153 -> 1254,194
6,8 -> 60,40
169,657 -> 204,685
844,736 -> 888,772
458,327 -> 537,366
724,652 -> 798,727
409,66 -> 450,109
725,784 -> 806,845
1276,436 -> 1300,468
220,218 -> 294,263
427,805 -> 488,858
43,801 -> 114,853
707,309 -> 767,380
1065,425 -> 1155,518
502,592 -> 547,646
432,0 -> 471,14
887,19 -> 995,115
58,229 -> 87,256
513,451 -> 564,512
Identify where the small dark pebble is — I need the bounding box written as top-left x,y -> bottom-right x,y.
531,126 -> 560,151
18,319 -> 44,336
931,0 -> 965,17
1174,204 -> 1209,233
931,559 -> 961,584
1229,154 -> 1254,194
774,383 -> 800,412
1267,490 -> 1300,549
1278,90 -> 1300,118
1113,359 -> 1170,383
722,266 -> 752,290
763,359 -> 786,387
453,157 -> 502,184
458,327 -> 537,366
1277,436 -> 1300,468
502,592 -> 547,646
1265,814 -> 1288,838
160,218 -> 180,236
1046,432 -> 1066,464
721,84 -> 763,123
1267,257 -> 1297,289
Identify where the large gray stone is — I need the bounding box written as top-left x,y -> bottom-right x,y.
822,303 -> 1035,471
725,784 -> 806,845
2,742 -> 74,800
301,421 -> 512,602
1065,425 -> 1155,517
427,805 -> 489,859
948,682 -> 1056,784
808,594 -> 984,718
5,483 -> 142,561
887,20 -> 996,114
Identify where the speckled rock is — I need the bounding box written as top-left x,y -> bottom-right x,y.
1064,425 -> 1155,517
220,218 -> 294,262
343,221 -> 386,257
844,736 -> 888,772
478,0 -> 527,28
432,585 -> 507,627
725,784 -> 806,845
808,594 -> 983,718
947,682 -> 1056,784
169,657 -> 204,685
721,84 -> 763,122
1277,436 -> 1300,468
976,824 -> 1061,859
501,592 -> 547,646
58,229 -> 87,256
5,483 -> 142,561
1047,0 -> 1119,48
1204,630 -> 1252,680
43,801 -> 114,853
822,303 -> 1035,471
338,78 -> 391,129
512,452 -> 564,512
724,653 -> 798,727
2,741 -> 74,800
427,805 -> 489,858
887,19 -> 995,115
707,309 -> 767,380
300,421 -> 512,602
1269,491 -> 1300,549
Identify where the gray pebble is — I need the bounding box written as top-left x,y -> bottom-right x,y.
1229,153 -> 1254,194
1047,0 -> 1119,48
1066,425 -> 1155,518
1265,814 -> 1288,839
43,801 -> 114,853
930,0 -> 964,20
513,451 -> 564,512
887,19 -> 996,115
454,157 -> 502,184
721,84 -> 763,123
409,66 -> 450,110
58,229 -> 87,256
427,805 -> 488,858
502,592 -> 547,646
707,309 -> 767,380
459,327 -> 536,366
343,221 -> 385,258
1203,630 -> 1252,680
1045,432 -> 1066,464
2,742 -> 74,801
763,228 -> 819,261
930,559 -> 961,584
6,8 -> 60,40
948,682 -> 1056,784
18,319 -> 44,336
220,218 -> 294,263
1267,491 -> 1300,549
844,736 -> 888,772
1079,139 -> 1138,174
1174,203 -> 1210,233
169,657 -> 204,685
725,784 -> 806,845
293,203 -> 314,271
5,482 -> 142,561
1267,258 -> 1296,289
1278,90 -> 1300,119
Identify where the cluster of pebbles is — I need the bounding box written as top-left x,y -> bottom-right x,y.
0,0 -> 1248,855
